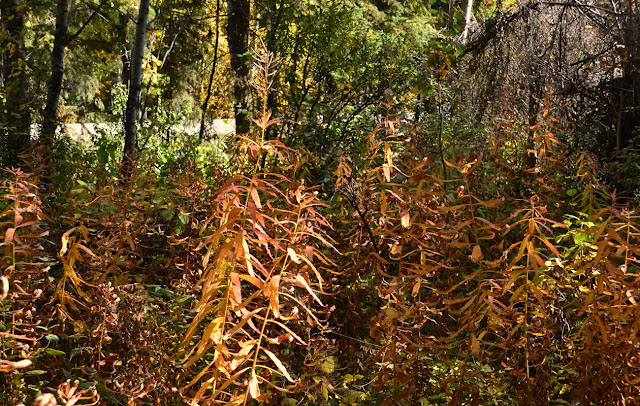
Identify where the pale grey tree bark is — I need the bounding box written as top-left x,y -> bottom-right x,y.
461,0 -> 474,44
123,0 -> 151,167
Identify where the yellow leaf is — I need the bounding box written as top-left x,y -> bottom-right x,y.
320,356 -> 335,374
73,320 -> 86,333
238,274 -> 264,288
386,306 -> 399,319
385,142 -> 393,175
240,235 -> 255,277
380,189 -> 387,215
225,393 -> 246,406
412,278 -> 421,297
229,344 -> 255,371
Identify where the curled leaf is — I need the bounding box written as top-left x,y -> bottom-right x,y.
0,359 -> 32,372
287,248 -> 301,264
60,227 -> 77,256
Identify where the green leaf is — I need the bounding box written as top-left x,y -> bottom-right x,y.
44,334 -> 59,343
573,232 -> 589,244
320,356 -> 335,374
533,275 -> 545,284
45,348 -> 66,356
177,295 -> 193,304
178,213 -> 190,226
25,370 -> 48,376
566,189 -> 577,197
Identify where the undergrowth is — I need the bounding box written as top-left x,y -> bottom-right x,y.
1,51 -> 639,406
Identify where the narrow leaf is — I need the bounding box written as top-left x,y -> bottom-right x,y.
262,348 -> 295,382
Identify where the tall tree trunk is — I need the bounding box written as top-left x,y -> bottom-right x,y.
614,1 -> 639,151
1,0 -> 30,167
461,0 -> 474,44
41,0 -> 69,148
117,11 -> 130,87
123,0 -> 151,168
227,0 -> 251,135
199,0 -> 221,142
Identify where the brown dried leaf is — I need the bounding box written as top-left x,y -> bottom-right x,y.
470,245 -> 483,263
0,276 -> 8,301
401,211 -> 410,228
230,272 -> 242,304
471,334 -> 480,356
268,275 -> 281,318
248,370 -> 260,399
250,188 -> 262,209
4,228 -> 15,245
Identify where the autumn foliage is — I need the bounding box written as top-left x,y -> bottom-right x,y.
2,55 -> 640,406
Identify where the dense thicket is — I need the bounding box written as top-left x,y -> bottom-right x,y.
1,1 -> 640,405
